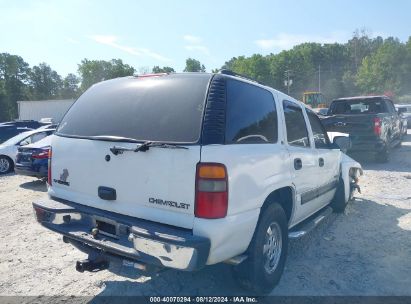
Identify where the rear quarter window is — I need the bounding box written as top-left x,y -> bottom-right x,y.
225,79 -> 278,144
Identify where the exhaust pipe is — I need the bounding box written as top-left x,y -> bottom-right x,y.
76,259 -> 109,273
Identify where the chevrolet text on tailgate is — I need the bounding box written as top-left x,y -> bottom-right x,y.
33,71 -> 363,294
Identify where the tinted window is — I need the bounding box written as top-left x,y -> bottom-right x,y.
57,74 -> 212,143
225,79 -> 277,144
283,100 -> 310,148
329,98 -> 388,115
307,111 -> 331,149
385,100 -> 396,114
0,128 -> 19,143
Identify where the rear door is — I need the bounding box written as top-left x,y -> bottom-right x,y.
50,74 -> 212,229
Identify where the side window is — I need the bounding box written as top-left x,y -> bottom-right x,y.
30,132 -> 47,143
386,100 -> 396,114
225,79 -> 278,144
307,111 -> 331,149
283,100 -> 310,148
19,136 -> 32,146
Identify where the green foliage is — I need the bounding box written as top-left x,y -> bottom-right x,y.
184,58 -> 206,72
61,73 -> 80,99
221,33 -> 411,102
78,59 -> 135,92
29,63 -> 63,100
152,66 -> 175,73
0,53 -> 31,120
356,37 -> 411,95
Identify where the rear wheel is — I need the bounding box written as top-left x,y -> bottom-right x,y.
330,176 -> 347,213
233,203 -> 288,294
0,156 -> 13,174
375,146 -> 390,163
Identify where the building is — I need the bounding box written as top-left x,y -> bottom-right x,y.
17,99 -> 75,123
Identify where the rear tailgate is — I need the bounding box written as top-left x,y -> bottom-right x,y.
321,114 -> 376,136
49,136 -> 199,229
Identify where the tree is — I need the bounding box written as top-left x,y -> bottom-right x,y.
60,73 -> 80,99
28,63 -> 63,100
0,53 -> 31,121
152,66 -> 175,73
78,59 -> 135,92
356,37 -> 409,95
184,58 -> 205,72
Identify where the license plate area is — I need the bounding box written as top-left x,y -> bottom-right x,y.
93,216 -> 119,239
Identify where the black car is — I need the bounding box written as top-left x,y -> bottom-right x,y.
0,126 -> 33,144
321,96 -> 402,162
0,120 -> 46,129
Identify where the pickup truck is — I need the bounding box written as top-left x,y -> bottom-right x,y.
32,71 -> 362,294
321,96 -> 402,162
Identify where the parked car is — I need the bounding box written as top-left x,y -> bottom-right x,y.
396,104 -> 411,128
15,135 -> 53,179
0,129 -> 55,174
32,72 -> 362,294
321,96 -> 402,162
397,111 -> 408,138
0,120 -> 47,129
36,124 -> 58,130
0,126 -> 33,144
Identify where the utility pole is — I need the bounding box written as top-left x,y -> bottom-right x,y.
284,70 -> 293,95
318,65 -> 321,93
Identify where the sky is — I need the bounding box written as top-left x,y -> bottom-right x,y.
1,0 -> 411,77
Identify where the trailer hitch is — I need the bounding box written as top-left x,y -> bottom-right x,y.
76,259 -> 109,273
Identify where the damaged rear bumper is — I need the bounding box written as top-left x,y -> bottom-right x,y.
32,197 -> 210,272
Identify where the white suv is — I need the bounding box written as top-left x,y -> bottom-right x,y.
33,71 -> 362,293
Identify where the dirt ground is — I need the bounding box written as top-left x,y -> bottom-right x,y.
0,131 -> 410,297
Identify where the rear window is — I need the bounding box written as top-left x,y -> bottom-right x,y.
56,74 -> 212,143
329,98 -> 388,115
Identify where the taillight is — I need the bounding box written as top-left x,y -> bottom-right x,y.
195,163 -> 228,219
47,148 -> 52,186
33,206 -> 51,223
32,149 -> 50,159
374,117 -> 382,136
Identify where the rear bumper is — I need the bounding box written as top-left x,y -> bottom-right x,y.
32,197 -> 210,271
348,138 -> 386,153
15,164 -> 47,178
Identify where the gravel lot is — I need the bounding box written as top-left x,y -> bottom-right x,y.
0,131 -> 410,297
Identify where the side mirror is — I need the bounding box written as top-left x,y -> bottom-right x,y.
333,136 -> 351,153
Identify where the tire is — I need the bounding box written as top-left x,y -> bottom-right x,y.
0,156 -> 13,174
233,203 -> 288,294
375,146 -> 390,163
330,176 -> 347,213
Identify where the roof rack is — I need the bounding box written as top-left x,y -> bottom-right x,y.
133,73 -> 169,78
218,69 -> 262,85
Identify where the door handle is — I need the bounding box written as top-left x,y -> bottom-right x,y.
319,158 -> 324,167
294,158 -> 302,170
98,186 -> 117,201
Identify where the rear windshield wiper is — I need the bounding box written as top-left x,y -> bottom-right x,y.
110,141 -> 188,155
91,135 -> 142,143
